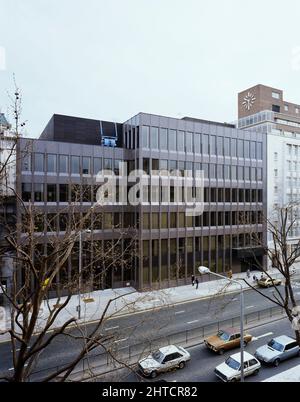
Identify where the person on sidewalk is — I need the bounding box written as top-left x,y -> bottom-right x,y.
246,269 -> 251,279
227,270 -> 233,280
195,278 -> 199,289
191,274 -> 195,286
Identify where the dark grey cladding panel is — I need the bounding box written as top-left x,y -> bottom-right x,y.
39,114 -> 124,147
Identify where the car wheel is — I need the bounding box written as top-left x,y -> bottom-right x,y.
150,371 -> 158,379
273,359 -> 280,367
253,369 -> 259,376
218,349 -> 225,355
230,377 -> 237,382
178,361 -> 186,370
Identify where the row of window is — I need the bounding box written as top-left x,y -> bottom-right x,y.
141,126 -> 263,159
22,209 -> 262,233
21,183 -> 263,204
143,159 -> 263,181
22,153 -> 123,175
142,211 -> 263,229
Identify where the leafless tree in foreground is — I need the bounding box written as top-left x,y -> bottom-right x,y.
243,204 -> 300,345
0,85 -> 144,382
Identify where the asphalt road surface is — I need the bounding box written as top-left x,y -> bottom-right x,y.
0,283 -> 300,381
98,319 -> 300,383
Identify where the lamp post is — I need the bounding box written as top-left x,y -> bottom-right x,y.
77,229 -> 91,320
198,266 -> 245,382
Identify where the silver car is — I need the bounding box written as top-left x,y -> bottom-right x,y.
138,345 -> 191,378
255,335 -> 300,366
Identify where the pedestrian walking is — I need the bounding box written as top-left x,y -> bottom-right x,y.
195,278 -> 199,289
227,270 -> 233,279
191,274 -> 195,286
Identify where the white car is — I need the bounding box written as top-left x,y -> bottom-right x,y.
138,345 -> 191,378
214,351 -> 261,382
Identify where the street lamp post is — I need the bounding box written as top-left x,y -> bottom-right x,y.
77,229 -> 91,320
198,266 -> 245,382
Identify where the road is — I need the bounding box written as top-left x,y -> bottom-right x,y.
98,319 -> 300,383
0,283 -> 300,380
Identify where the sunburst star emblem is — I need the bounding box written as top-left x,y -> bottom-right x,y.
242,92 -> 256,111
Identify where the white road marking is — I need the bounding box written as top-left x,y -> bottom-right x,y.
8,363 -> 28,371
232,298 -> 238,301
252,332 -> 273,341
105,326 -> 119,331
113,338 -> 128,344
187,320 -> 199,325
246,305 -> 255,309
175,310 -> 185,315
151,299 -> 161,303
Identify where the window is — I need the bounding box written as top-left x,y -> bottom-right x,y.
272,104 -> 280,113
296,107 -> 299,114
210,164 -> 216,179
244,141 -> 250,159
272,92 -> 280,99
161,213 -> 168,228
59,155 -> 68,173
21,152 -> 31,171
274,169 -> 278,177
231,138 -> 237,157
34,153 -> 44,172
143,213 -> 150,230
250,142 -> 256,159
142,126 -> 150,148
202,134 -> 209,154
143,158 -> 150,175
47,184 -> 57,202
160,128 -> 168,150
217,165 -> 223,179
170,212 -> 177,228
177,131 -> 185,152
82,157 -> 90,174
94,158 -> 102,175
210,136 -> 216,155
47,154 -> 56,173
71,156 -> 80,174
194,134 -> 201,154
152,213 -> 159,229
274,152 -> 278,161
22,183 -> 31,202
284,105 -> 289,112
104,158 -> 112,170
114,159 -> 121,176
169,129 -> 177,151
217,137 -> 223,156
34,183 -> 44,202
257,143 -> 262,160
224,138 -> 230,156
238,140 -> 244,158
160,159 -> 168,171
186,132 -> 193,153
150,127 -> 159,149
59,184 -> 68,202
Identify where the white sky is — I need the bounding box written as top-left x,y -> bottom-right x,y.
1,0 -> 300,137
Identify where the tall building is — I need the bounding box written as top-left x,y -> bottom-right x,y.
5,112 -> 266,295
238,84 -> 300,259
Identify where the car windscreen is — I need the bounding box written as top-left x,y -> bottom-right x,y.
225,357 -> 240,371
218,330 -> 230,341
267,339 -> 284,352
151,350 -> 164,362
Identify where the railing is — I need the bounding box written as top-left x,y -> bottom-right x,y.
26,304 -> 286,382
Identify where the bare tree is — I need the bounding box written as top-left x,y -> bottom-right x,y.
243,203 -> 300,344
0,85 -> 141,382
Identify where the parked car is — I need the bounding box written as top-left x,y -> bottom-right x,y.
257,277 -> 282,288
138,345 -> 191,378
204,328 -> 253,355
214,352 -> 260,382
255,335 -> 300,366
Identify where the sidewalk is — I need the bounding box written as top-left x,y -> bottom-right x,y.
1,266 -> 300,343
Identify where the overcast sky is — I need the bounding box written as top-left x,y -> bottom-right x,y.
1,0 -> 300,137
